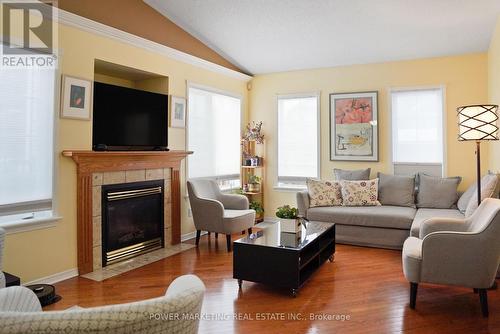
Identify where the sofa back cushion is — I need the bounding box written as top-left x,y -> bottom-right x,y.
464,173 -> 499,217
340,179 -> 379,206
306,179 -> 343,207
377,173 -> 415,208
334,168 -> 371,181
416,173 -> 461,209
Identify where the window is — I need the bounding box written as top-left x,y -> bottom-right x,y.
391,87 -> 444,176
277,93 -> 320,188
187,85 -> 241,190
0,63 -> 56,223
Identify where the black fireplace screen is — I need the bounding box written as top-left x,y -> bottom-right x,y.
101,180 -> 164,266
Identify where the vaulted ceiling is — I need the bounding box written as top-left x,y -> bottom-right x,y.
145,0 -> 500,74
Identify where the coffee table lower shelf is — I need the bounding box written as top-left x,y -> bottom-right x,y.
233,224 -> 335,297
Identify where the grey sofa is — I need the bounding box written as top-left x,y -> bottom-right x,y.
297,191 -> 464,250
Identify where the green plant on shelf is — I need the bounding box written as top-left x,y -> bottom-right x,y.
248,175 -> 261,184
275,205 -> 298,219
249,201 -> 264,215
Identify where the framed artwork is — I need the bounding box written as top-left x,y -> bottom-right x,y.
330,91 -> 378,161
60,75 -> 92,120
170,96 -> 186,128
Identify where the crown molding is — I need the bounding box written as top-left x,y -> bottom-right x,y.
56,8 -> 252,82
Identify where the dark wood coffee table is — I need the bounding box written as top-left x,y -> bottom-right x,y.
233,220 -> 335,297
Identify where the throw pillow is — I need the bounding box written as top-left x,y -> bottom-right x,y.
377,173 -> 416,207
457,182 -> 476,213
340,179 -> 379,206
334,168 -> 371,181
306,179 -> 343,207
416,173 -> 461,209
464,173 -> 499,217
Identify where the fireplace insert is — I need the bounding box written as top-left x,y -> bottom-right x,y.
101,180 -> 164,266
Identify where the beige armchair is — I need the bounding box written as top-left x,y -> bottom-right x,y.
187,180 -> 255,252
402,198 -> 500,317
0,274 -> 205,333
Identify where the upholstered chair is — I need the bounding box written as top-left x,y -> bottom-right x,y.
187,179 -> 255,252
0,227 -> 5,288
0,274 -> 205,333
402,198 -> 500,317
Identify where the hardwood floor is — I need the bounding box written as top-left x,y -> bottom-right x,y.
46,234 -> 499,333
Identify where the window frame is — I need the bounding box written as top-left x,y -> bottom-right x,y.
388,85 -> 447,177
275,92 -> 321,191
185,81 -> 243,190
0,42 -> 61,232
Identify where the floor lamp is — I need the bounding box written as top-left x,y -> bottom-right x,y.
457,105 -> 499,207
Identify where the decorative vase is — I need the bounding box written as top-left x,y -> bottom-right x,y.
280,218 -> 302,233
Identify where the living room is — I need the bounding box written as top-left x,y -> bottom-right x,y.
0,1 -> 499,333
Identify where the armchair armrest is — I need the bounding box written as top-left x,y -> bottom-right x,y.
297,191 -> 310,216
189,197 -> 224,231
419,217 -> 469,239
165,274 -> 205,299
0,286 -> 42,312
218,193 -> 249,210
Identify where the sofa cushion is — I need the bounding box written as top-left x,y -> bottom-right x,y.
416,173 -> 461,209
410,208 -> 464,237
457,182 -> 476,213
306,179 -> 342,207
340,179 -> 379,206
306,205 -> 416,230
377,173 -> 415,208
334,168 -> 371,181
465,173 -> 499,217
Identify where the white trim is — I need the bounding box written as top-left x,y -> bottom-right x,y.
273,185 -> 307,192
181,230 -> 207,242
2,215 -> 61,235
387,85 -> 446,176
24,268 -> 78,286
186,81 -> 243,100
55,8 -> 252,82
275,92 -> 321,189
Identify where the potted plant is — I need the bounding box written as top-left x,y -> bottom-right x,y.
275,205 -> 302,233
249,201 -> 264,220
247,175 -> 261,192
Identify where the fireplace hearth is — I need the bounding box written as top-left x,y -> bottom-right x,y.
101,180 -> 164,266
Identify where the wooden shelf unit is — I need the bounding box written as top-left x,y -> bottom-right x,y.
241,139 -> 265,222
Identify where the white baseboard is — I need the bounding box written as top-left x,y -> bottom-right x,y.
24,268 -> 78,286
181,230 -> 207,242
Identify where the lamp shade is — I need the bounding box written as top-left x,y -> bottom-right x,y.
457,104 -> 499,141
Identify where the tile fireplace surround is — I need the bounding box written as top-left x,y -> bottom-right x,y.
63,150 -> 192,275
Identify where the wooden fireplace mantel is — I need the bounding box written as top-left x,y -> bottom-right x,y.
63,150 -> 193,275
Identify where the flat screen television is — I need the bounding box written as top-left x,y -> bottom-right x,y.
92,82 -> 168,151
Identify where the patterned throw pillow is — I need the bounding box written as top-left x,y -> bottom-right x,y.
306,179 -> 343,207
340,179 -> 380,206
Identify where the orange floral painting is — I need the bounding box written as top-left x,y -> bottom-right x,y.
335,97 -> 373,124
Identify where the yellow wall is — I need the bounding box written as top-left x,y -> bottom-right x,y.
3,22 -> 248,283
489,16 -> 500,171
249,54 -> 488,215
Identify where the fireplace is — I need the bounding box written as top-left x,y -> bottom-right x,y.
101,180 -> 164,266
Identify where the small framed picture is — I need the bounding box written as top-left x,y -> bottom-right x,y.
170,96 -> 186,128
61,75 -> 92,120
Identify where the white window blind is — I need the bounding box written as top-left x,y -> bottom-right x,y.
0,66 -> 56,217
277,94 -> 319,187
391,88 -> 444,176
188,86 -> 241,188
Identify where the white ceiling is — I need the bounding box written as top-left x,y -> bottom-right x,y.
144,0 -> 500,75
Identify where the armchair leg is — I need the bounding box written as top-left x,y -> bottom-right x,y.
248,228 -> 252,235
410,282 -> 418,309
195,230 -> 201,246
215,233 -> 218,239
478,289 -> 489,317
226,234 -> 232,252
